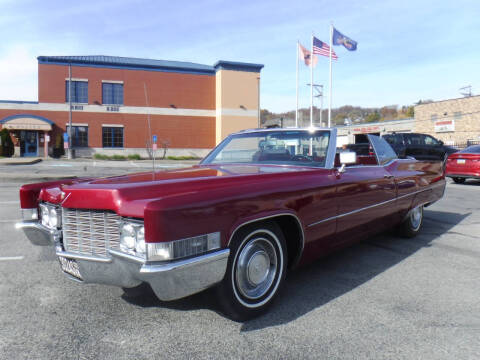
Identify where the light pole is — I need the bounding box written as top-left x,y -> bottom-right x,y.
257,76 -> 261,128
307,83 -> 323,126
68,62 -> 73,159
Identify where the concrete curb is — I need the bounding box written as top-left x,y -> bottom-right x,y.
0,158 -> 43,166
0,174 -> 78,183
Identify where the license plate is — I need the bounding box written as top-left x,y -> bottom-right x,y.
58,256 -> 83,280
457,159 -> 466,164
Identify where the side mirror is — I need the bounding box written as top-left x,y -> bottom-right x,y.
339,151 -> 356,173
439,140 -> 444,146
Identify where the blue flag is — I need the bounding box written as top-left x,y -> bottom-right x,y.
332,28 -> 357,51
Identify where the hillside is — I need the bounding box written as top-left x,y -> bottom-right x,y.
261,104 -> 415,126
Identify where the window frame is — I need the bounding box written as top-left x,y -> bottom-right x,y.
102,82 -> 124,105
66,125 -> 89,148
65,80 -> 88,104
102,126 -> 124,148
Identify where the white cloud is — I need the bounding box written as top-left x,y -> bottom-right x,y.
0,46 -> 38,101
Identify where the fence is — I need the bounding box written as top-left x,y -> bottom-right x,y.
449,140 -> 480,149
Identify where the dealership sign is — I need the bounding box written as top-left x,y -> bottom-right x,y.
434,119 -> 455,133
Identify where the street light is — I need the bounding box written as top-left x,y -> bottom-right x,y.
307,84 -> 324,126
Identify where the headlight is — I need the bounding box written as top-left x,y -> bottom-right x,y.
135,227 -> 146,254
49,208 -> 60,228
147,232 -> 221,262
120,221 -> 145,258
39,203 -> 61,229
40,204 -> 50,227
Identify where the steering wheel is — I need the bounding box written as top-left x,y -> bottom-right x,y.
291,154 -> 312,162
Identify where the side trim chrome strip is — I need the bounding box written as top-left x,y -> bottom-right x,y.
307,185 -> 441,228
227,213 -> 305,268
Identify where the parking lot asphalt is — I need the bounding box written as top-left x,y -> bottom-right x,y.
0,158 -> 197,182
0,170 -> 479,359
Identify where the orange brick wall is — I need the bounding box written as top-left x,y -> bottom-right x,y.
0,109 -> 215,149
38,64 -> 216,110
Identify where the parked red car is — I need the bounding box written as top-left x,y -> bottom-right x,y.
446,145 -> 480,183
16,129 -> 445,321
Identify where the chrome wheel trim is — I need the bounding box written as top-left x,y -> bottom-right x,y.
410,205 -> 423,231
232,229 -> 284,308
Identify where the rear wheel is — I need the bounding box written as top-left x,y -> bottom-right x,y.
216,222 -> 287,321
399,205 -> 424,238
453,177 -> 466,184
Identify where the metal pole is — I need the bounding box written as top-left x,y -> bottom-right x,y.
328,23 -> 333,128
310,32 -> 314,128
257,76 -> 260,127
68,62 -> 73,159
320,85 -> 323,126
295,41 -> 299,127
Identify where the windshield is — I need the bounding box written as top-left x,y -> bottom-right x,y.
202,130 -> 331,167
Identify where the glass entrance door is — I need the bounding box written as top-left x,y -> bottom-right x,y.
23,131 -> 38,157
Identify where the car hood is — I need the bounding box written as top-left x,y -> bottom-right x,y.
39,164 -> 318,217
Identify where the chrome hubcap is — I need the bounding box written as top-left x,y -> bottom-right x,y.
410,206 -> 423,230
235,238 -> 277,300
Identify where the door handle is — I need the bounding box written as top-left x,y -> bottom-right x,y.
384,174 -> 394,179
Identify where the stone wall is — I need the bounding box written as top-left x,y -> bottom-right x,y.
414,96 -> 480,144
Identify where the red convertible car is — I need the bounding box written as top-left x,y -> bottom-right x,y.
16,128 -> 445,320
445,145 -> 480,183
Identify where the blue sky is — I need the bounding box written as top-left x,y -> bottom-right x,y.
1,0 -> 480,112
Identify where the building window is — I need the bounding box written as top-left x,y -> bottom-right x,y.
454,111 -> 461,120
65,81 -> 88,103
431,114 -> 437,122
67,126 -> 88,147
102,83 -> 124,105
102,127 -> 124,148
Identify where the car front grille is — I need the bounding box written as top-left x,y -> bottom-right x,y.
62,208 -> 121,258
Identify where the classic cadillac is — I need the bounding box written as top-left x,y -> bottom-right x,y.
17,128 -> 445,321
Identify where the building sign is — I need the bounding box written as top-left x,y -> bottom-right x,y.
434,119 -> 455,133
353,126 -> 380,134
2,117 -> 52,131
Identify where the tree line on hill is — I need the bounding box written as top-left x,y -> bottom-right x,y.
260,103 -> 427,126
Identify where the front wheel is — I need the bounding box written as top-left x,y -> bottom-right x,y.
453,177 -> 466,184
399,205 -> 424,238
216,222 -> 287,321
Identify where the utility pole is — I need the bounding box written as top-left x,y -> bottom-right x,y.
68,62 -> 74,159
307,83 -> 323,126
257,76 -> 261,127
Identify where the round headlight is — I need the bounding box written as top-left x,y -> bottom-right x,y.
120,224 -> 136,252
41,206 -> 49,227
49,208 -> 58,228
135,227 -> 146,254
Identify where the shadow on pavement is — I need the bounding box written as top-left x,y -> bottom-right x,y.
122,210 -> 470,328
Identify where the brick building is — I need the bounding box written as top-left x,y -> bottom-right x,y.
414,96 -> 480,145
0,56 -> 263,157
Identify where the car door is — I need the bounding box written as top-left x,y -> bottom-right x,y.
424,134 -> 443,160
333,135 -> 397,247
404,133 -> 426,160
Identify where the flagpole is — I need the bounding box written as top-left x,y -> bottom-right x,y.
310,32 -> 313,128
328,23 -> 333,128
296,41 -> 299,128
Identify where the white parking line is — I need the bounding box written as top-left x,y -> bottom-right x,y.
0,256 -> 24,261
0,220 -> 20,223
0,201 -> 19,204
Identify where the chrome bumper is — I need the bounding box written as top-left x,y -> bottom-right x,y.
16,220 -> 230,301
15,221 -> 60,246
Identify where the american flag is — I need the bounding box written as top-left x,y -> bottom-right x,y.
313,37 -> 338,60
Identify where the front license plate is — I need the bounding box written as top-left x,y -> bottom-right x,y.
58,256 -> 83,280
457,159 -> 466,164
